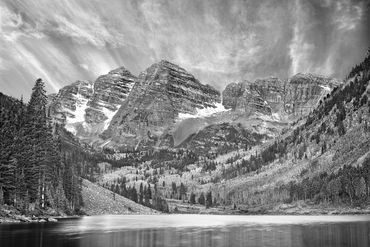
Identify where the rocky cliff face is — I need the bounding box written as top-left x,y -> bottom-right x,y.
179,122 -> 266,156
286,73 -> 340,116
49,67 -> 136,139
102,60 -> 221,149
222,81 -> 249,110
222,73 -> 341,119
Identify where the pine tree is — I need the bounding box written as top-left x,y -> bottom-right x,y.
54,179 -> 67,212
190,192 -> 196,204
139,183 -> 144,204
206,191 -> 212,208
147,183 -> 152,199
144,186 -> 151,206
179,183 -> 186,201
24,78 -> 52,209
131,187 -> 138,202
198,193 -> 205,205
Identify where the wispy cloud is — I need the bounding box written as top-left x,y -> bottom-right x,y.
289,0 -> 315,75
333,1 -> 363,31
0,0 -> 369,99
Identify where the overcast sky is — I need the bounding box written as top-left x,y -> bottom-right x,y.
1,0 -> 369,99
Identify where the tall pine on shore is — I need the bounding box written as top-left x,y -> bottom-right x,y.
0,79 -> 83,214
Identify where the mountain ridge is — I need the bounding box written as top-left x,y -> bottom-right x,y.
48,60 -> 341,153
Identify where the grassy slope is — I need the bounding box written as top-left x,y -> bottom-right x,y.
81,179 -> 157,215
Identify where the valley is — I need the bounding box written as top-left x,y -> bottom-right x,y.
1,50 -> 370,217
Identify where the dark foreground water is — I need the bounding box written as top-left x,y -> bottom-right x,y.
0,215 -> 370,247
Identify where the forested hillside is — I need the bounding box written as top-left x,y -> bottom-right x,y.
0,79 -> 84,215
218,50 -> 370,212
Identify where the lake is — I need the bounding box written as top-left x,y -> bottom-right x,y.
0,215 -> 369,247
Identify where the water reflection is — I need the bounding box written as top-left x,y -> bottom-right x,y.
0,215 -> 369,247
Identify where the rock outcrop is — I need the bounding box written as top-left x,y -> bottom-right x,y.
222,73 -> 341,118
179,122 -> 266,156
222,81 -> 250,110
49,67 -> 136,139
286,73 -> 340,116
102,60 -> 221,149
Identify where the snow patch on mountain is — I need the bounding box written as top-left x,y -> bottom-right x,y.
177,102 -> 229,121
320,85 -> 331,91
64,92 -> 90,135
102,104 -> 121,131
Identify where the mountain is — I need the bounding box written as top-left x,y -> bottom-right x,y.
101,60 -> 221,149
48,60 -> 341,158
48,67 -> 136,141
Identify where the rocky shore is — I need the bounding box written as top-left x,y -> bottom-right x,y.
0,205 -> 61,224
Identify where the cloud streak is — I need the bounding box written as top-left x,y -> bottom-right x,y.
0,0 -> 369,99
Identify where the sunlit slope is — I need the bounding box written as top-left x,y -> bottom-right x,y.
81,179 -> 157,215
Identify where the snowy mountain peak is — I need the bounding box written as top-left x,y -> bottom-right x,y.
49,67 -> 137,138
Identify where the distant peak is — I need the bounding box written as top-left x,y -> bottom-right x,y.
154,59 -> 186,71
108,66 -> 132,75
291,72 -> 334,80
158,59 -> 175,65
291,72 -> 328,79
71,80 -> 93,86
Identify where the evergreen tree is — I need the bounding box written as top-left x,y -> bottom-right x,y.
131,187 -> 138,202
144,186 -> 151,206
147,183 -> 152,199
179,183 -> 186,201
190,192 -> 196,204
206,191 -> 212,208
198,193 -> 205,205
139,183 -> 144,204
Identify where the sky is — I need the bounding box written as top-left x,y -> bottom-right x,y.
0,0 -> 369,100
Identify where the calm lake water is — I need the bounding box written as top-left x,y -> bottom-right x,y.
0,215 -> 369,247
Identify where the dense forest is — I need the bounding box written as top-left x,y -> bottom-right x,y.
0,79 -> 84,215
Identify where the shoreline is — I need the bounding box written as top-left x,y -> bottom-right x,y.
2,210 -> 370,224
0,205 -> 82,224
0,215 -> 79,224
2,200 -> 370,223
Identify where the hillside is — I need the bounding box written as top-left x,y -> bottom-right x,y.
212,51 -> 370,211
81,179 -> 157,215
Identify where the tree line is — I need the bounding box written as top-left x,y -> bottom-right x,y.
103,178 -> 169,212
284,160 -> 370,206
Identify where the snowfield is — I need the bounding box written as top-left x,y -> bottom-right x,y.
177,102 -> 229,121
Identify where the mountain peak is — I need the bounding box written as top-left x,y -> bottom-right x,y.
102,66 -> 133,77
291,72 -> 332,81
108,66 -> 133,76
290,73 -> 342,87
148,59 -> 189,74
158,59 -> 178,66
102,60 -> 221,149
49,66 -> 136,138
